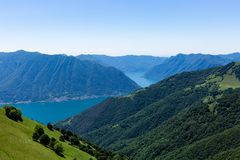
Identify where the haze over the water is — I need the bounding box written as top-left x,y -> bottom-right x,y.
0,0 -> 239,56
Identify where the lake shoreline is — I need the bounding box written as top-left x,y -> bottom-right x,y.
0,95 -> 112,105
0,97 -> 107,125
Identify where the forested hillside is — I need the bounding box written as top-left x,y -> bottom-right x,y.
57,62 -> 240,159
0,50 -> 139,103
144,53 -> 232,81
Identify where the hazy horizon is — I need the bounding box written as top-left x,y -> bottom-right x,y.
0,0 -> 240,56
1,49 -> 240,57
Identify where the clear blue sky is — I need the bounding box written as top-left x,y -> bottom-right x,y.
0,0 -> 239,56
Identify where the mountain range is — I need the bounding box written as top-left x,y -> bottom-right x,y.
77,54 -> 167,73
77,53 -> 240,84
57,62 -> 240,160
0,50 -> 139,103
144,53 -> 240,81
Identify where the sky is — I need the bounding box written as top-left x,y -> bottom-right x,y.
0,0 -> 239,56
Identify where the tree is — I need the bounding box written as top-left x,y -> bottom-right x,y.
32,132 -> 40,141
55,127 -> 60,131
59,135 -> 65,142
47,123 -> 53,131
4,106 -> 23,122
39,134 -> 50,146
63,134 -> 70,141
9,109 -> 22,121
49,137 -> 57,149
34,125 -> 44,136
70,136 -> 80,145
61,129 -> 66,134
54,143 -> 64,156
66,131 -> 73,137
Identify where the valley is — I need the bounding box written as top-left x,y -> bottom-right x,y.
2,54 -> 240,160
1,1 -> 239,159
125,72 -> 156,87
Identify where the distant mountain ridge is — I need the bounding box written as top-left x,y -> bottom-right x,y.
57,62 -> 240,159
144,53 -> 240,81
0,50 -> 139,103
219,52 -> 240,61
77,54 -> 167,73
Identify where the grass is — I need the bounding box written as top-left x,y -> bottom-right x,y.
0,109 -> 95,160
199,70 -> 240,91
219,73 -> 240,90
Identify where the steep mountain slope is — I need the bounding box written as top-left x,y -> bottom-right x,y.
219,52 -> 240,61
57,62 -> 240,159
57,68 -> 213,134
0,108 -> 94,160
77,54 -> 167,73
0,50 -> 139,103
144,53 -> 232,81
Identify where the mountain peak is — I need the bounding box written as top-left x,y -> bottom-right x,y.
0,51 -> 139,103
15,50 -> 40,54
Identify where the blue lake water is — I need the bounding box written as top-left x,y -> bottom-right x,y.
125,72 -> 156,87
1,97 -> 106,125
0,72 -> 154,125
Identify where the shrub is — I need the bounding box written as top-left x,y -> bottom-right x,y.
61,129 -> 66,134
49,137 -> 57,149
97,155 -> 109,160
9,109 -> 22,121
66,131 -> 73,137
59,135 -> 65,142
39,134 -> 50,146
87,149 -> 94,156
54,143 -> 64,156
70,136 -> 80,145
55,127 -> 60,131
34,125 -> 44,136
63,134 -> 70,141
47,123 -> 53,131
32,132 -> 40,141
4,106 -> 23,122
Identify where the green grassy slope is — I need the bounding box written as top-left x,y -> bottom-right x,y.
0,109 -> 94,160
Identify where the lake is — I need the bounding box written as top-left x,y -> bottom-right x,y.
125,72 -> 156,87
2,97 -> 106,125
0,72 -> 154,125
